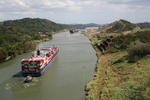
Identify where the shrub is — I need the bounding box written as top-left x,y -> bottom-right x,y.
135,31 -> 150,43
108,34 -> 135,53
128,43 -> 150,62
0,47 -> 7,62
112,82 -> 144,100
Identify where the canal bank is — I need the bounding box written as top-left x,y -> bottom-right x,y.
85,33 -> 117,100
0,31 -> 97,100
85,31 -> 150,100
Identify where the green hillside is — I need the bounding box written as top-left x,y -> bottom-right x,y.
0,18 -> 64,63
3,18 -> 64,33
100,19 -> 138,33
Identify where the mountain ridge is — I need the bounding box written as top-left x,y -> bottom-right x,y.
2,18 -> 64,33
99,19 -> 138,33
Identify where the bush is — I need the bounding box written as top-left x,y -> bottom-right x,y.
128,43 -> 150,62
112,82 -> 144,100
108,34 -> 135,53
136,31 -> 150,43
108,31 -> 150,53
0,47 -> 7,62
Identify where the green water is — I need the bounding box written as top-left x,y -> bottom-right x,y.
0,32 -> 97,100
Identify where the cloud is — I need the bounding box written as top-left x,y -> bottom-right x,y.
0,0 -> 149,14
0,0 -> 150,23
107,0 -> 150,6
105,0 -> 150,11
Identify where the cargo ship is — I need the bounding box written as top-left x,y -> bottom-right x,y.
69,29 -> 79,34
21,47 -> 59,76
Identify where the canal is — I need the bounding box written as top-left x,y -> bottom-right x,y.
0,32 -> 97,100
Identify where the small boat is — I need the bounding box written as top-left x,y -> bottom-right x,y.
24,75 -> 32,83
21,47 -> 59,76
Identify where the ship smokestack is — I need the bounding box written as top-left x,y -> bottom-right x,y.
37,49 -> 40,55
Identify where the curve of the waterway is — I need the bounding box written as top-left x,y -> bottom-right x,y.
0,32 -> 97,100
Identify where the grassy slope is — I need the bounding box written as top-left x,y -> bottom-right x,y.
99,19 -> 139,33
107,20 -> 137,33
86,31 -> 150,100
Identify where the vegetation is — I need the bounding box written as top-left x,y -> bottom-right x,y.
0,18 -> 64,63
107,20 -> 137,33
137,22 -> 150,29
3,18 -> 64,33
99,19 -> 138,33
128,43 -> 150,62
108,31 -> 150,53
86,30 -> 150,100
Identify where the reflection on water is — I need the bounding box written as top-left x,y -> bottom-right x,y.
0,32 -> 97,100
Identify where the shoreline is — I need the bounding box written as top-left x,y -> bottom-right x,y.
84,31 -> 150,100
0,29 -> 66,64
84,33 -> 101,100
0,30 -> 66,64
84,33 -> 117,100
1,37 -> 52,64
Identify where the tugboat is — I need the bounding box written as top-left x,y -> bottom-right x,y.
21,47 -> 59,76
24,75 -> 33,83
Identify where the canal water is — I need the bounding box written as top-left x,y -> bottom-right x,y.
0,32 -> 97,100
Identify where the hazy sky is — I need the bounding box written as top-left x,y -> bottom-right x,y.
0,0 -> 150,24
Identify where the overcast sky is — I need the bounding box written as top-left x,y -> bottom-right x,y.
0,0 -> 150,24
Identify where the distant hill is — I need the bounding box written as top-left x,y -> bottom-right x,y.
99,19 -> 138,33
137,22 -> 150,29
3,18 -> 64,33
64,23 -> 100,29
